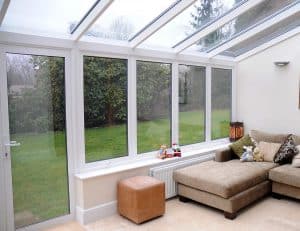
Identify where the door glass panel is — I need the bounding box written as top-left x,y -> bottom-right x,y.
6,53 -> 69,228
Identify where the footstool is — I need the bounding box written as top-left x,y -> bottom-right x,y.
117,176 -> 165,224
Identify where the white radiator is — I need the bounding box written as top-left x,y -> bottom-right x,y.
149,154 -> 214,199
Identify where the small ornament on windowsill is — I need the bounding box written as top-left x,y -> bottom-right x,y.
157,143 -> 182,159
230,122 -> 244,142
172,143 -> 181,157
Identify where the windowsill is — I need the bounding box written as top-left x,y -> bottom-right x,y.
75,139 -> 230,180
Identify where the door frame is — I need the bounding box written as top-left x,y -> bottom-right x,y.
0,45 -> 76,231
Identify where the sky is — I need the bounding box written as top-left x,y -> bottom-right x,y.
2,0 -> 236,45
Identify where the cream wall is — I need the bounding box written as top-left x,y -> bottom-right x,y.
237,33 -> 300,135
77,166 -> 149,209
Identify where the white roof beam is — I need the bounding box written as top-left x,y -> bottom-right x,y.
0,0 -> 10,26
207,2 -> 300,58
71,0 -> 114,41
129,0 -> 196,48
235,26 -> 300,62
174,0 -> 265,53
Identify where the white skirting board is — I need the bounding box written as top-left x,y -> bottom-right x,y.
76,201 -> 117,225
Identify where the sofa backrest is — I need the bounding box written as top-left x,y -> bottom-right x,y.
292,135 -> 300,145
250,130 -> 300,145
250,130 -> 288,144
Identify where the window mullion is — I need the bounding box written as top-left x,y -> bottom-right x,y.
128,57 -> 137,157
172,62 -> 179,144
76,50 -> 86,169
205,65 -> 212,142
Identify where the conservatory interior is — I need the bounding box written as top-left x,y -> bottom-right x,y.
0,0 -> 300,230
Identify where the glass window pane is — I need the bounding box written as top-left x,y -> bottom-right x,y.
187,0 -> 296,53
85,0 -> 176,41
221,12 -> 300,57
179,65 -> 206,145
2,0 -> 96,36
142,0 -> 243,48
211,68 -> 232,140
84,56 -> 128,163
6,53 -> 69,228
137,61 -> 172,153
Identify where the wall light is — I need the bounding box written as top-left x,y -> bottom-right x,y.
274,61 -> 290,67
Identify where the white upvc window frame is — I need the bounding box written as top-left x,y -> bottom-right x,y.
76,48 -> 236,173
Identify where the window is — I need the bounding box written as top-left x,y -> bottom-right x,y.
179,65 -> 206,145
83,56 -> 128,162
211,68 -> 232,140
136,61 -> 172,153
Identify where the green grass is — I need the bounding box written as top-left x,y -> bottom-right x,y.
11,110 -> 230,226
11,131 -> 69,227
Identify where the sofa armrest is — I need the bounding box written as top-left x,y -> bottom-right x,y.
214,147 -> 234,162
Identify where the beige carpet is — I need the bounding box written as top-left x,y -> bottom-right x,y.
46,197 -> 300,231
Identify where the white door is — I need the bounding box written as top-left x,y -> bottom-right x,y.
0,47 -> 74,231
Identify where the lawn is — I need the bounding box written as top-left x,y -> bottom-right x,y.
10,110 -> 230,227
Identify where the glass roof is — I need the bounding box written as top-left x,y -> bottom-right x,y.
221,12 -> 300,57
0,0 -> 299,59
186,0 -> 297,53
2,0 -> 96,36
84,0 -> 177,41
142,0 -> 244,49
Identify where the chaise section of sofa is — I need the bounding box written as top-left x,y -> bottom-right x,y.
173,160 -> 277,219
173,130 -> 300,219
269,165 -> 300,200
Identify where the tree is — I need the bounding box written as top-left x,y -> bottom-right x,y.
190,0 -> 226,49
83,56 -> 127,127
82,17 -> 134,40
190,0 -> 237,51
7,54 -> 65,133
137,62 -> 171,121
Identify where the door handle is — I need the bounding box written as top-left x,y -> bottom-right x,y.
5,141 -> 21,147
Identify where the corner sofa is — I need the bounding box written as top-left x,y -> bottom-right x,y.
173,130 -> 300,219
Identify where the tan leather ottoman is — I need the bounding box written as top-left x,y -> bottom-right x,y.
117,176 -> 165,224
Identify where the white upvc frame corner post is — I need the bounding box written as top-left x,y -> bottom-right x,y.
128,57 -> 137,157
205,65 -> 212,142
0,45 -> 15,231
172,62 -> 179,144
0,45 -> 75,231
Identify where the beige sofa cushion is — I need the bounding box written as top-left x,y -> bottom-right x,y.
250,130 -> 287,144
292,145 -> 300,167
269,165 -> 300,188
258,142 -> 281,162
292,135 -> 300,145
173,160 -> 277,199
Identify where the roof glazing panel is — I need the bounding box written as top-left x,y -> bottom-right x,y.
84,0 -> 177,41
221,12 -> 300,57
141,0 -> 244,49
1,0 -> 96,37
186,0 -> 297,53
